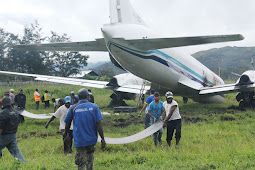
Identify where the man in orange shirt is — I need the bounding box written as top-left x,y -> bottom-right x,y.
34,89 -> 41,110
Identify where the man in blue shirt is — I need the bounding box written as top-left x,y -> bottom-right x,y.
138,89 -> 155,128
64,88 -> 106,170
148,92 -> 165,147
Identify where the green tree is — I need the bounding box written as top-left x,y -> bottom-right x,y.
47,31 -> 88,77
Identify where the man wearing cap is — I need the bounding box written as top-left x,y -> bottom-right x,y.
45,96 -> 73,154
0,97 -> 26,162
64,88 -> 106,170
14,89 -> 26,110
9,89 -> 15,107
34,88 -> 41,110
70,91 -> 79,105
14,88 -> 26,123
43,90 -> 51,109
138,89 -> 155,128
148,92 -> 165,147
163,91 -> 181,149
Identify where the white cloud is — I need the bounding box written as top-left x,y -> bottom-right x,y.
0,0 -> 254,62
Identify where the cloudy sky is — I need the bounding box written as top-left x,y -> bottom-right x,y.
0,0 -> 254,63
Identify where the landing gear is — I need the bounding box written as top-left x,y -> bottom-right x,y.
236,92 -> 255,110
109,93 -> 127,106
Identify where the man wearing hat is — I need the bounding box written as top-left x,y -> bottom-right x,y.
14,88 -> 26,123
14,89 -> 26,110
0,97 -> 26,162
163,91 -> 182,149
64,88 -> 106,169
45,96 -> 73,154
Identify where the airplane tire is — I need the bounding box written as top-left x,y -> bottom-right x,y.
239,101 -> 246,111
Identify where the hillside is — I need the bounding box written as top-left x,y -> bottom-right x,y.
192,46 -> 255,80
93,61 -> 127,76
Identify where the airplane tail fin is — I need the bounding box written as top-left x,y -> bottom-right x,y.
109,0 -> 146,25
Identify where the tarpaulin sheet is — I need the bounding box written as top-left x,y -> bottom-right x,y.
20,110 -> 53,119
98,121 -> 163,144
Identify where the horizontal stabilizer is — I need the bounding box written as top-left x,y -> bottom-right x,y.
8,38 -> 108,52
119,34 -> 244,51
199,83 -> 255,95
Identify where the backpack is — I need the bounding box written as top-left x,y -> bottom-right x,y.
41,95 -> 45,102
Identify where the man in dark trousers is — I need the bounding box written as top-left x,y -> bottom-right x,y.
163,91 -> 181,149
14,88 -> 26,109
88,89 -> 94,103
14,88 -> 26,123
45,96 -> 73,154
64,88 -> 106,170
0,97 -> 26,162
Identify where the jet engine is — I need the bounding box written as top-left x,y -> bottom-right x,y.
108,73 -> 146,105
236,70 -> 255,85
235,70 -> 255,110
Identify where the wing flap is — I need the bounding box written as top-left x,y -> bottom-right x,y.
120,34 -> 244,51
9,38 -> 108,52
199,83 -> 255,95
0,70 -> 149,94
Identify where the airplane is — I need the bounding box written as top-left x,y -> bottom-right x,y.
1,0 -> 255,110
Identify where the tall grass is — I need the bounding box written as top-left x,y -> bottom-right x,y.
0,83 -> 255,169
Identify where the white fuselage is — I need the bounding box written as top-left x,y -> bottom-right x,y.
102,24 -> 225,103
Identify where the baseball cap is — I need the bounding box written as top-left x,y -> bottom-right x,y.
9,89 -> 14,92
5,91 -> 9,95
165,91 -> 173,98
154,92 -> 160,96
70,91 -> 75,95
19,88 -> 23,91
64,96 -> 71,103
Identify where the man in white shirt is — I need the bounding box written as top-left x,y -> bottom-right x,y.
163,91 -> 181,149
45,96 -> 73,154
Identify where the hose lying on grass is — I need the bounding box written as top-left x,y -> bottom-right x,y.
98,121 -> 163,144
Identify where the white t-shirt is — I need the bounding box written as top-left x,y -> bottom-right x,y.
53,105 -> 73,130
163,100 -> 181,121
54,98 -> 60,107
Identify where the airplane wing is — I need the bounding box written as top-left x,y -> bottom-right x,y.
0,71 -> 148,94
199,83 -> 255,95
120,34 -> 244,51
9,38 -> 108,52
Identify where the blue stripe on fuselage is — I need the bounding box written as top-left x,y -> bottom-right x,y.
107,41 -> 213,86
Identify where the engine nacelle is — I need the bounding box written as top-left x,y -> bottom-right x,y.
108,73 -> 146,100
108,73 -> 145,87
236,70 -> 255,85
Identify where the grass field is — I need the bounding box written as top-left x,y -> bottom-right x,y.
1,83 -> 255,169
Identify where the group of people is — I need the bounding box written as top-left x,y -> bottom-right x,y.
139,89 -> 182,148
0,87 -> 104,169
0,89 -> 26,110
1,87 -> 181,169
34,89 -> 94,111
